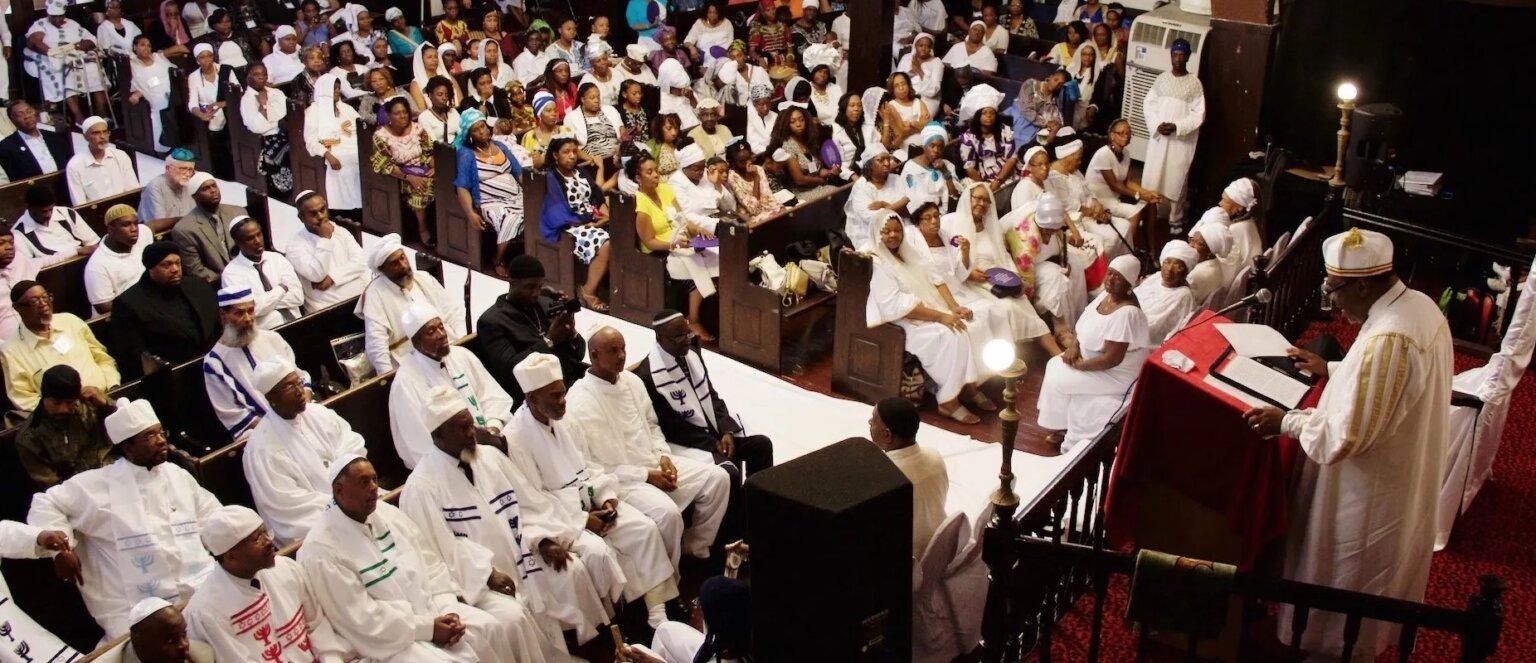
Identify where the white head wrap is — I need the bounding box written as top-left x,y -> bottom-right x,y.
200,505 -> 265,556
45,0 -> 66,16
920,122 -> 948,146
367,233 -> 404,270
676,144 -> 706,168
958,84 -> 1004,124
696,97 -> 722,112
587,40 -> 612,61
400,302 -> 441,339
1109,255 -> 1142,284
1224,177 -> 1257,210
1021,145 -> 1048,167
253,359 -> 299,395
514,353 -> 563,393
105,398 -> 160,444
1055,139 -> 1083,158
1034,192 -> 1066,230
860,145 -> 891,169
384,7 -> 403,22
1195,223 -> 1233,258
274,25 -> 297,41
127,598 -> 173,629
1323,228 -> 1394,278
1160,240 -> 1199,272
193,43 -> 215,59
802,43 -> 839,71
626,43 -> 650,62
423,385 -> 467,433
657,58 -> 689,90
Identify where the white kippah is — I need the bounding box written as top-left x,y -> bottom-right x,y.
127,598 -> 173,629
200,505 -> 264,556
422,385 -> 467,433
513,353 -> 563,393
400,302 -> 442,340
105,398 -> 160,445
253,359 -> 299,395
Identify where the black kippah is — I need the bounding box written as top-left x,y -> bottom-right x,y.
505,254 -> 545,279
876,397 -> 920,440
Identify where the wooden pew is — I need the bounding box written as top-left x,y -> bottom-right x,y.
358,120 -> 406,238
116,54 -> 162,157
605,193 -> 669,326
272,296 -> 366,384
286,99 -> 330,205
432,143 -> 490,270
830,252 -> 906,404
325,370 -> 409,490
223,81 -> 269,196
170,68 -> 215,174
0,172 -> 70,228
716,185 -> 853,371
522,173 -> 581,298
75,187 -> 145,237
1007,34 -> 1060,60
134,356 -> 231,454
999,54 -> 1059,86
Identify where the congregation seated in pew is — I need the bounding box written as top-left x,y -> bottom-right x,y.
171,172 -> 243,285
0,101 -> 75,182
11,184 -> 101,264
84,205 -> 155,314
2,281 -> 120,414
203,286 -> 305,441
539,137 -> 613,312
286,190 -> 370,310
221,216 -> 306,329
388,303 -> 513,469
475,255 -> 588,405
109,242 -> 221,377
137,150 -> 200,231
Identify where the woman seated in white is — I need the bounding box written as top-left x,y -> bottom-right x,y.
1036,254 -> 1152,450
1047,132 -> 1129,259
1135,240 -> 1199,344
866,211 -> 991,424
939,182 -> 1058,354
1009,145 -> 1051,215
1083,119 -> 1159,253
941,21 -> 999,74
1190,177 -> 1263,286
1005,191 -> 1090,332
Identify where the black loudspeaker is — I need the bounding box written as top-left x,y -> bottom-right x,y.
1344,103 -> 1402,189
747,438 -> 913,662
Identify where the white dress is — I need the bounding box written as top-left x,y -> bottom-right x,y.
25,17 -> 107,103
303,87 -> 365,209
913,234 -> 1032,363
867,256 -> 978,404
1141,70 -> 1205,226
1036,292 -> 1150,445
1277,283 -> 1452,661
843,175 -> 908,253
683,17 -> 736,69
894,55 -> 943,116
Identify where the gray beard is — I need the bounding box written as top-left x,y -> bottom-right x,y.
459,446 -> 479,463
220,325 -> 257,348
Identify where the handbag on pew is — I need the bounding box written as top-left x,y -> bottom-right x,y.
900,353 -> 928,405
798,259 -> 838,294
781,261 -> 811,307
331,332 -> 376,388
749,251 -> 789,293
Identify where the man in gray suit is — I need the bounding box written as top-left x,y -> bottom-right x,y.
171,172 -> 245,284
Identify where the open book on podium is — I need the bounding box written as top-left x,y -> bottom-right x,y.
1203,323 -> 1317,409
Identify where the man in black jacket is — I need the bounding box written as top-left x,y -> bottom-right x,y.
109,241 -> 221,379
475,255 -> 587,404
0,101 -> 75,181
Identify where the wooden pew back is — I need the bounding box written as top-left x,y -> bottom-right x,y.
0,172 -> 69,228
605,193 -> 669,326
287,100 -> 331,205
830,252 -> 907,404
224,82 -> 269,196
522,173 -> 581,296
432,143 -> 488,270
358,122 -> 406,239
116,54 -> 162,157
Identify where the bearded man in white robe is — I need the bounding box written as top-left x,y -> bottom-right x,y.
184,505 -> 353,662
28,398 -> 222,641
402,386 -> 623,651
566,327 -> 731,562
1187,222 -> 1232,306
203,287 -> 305,440
300,455 -> 549,663
1134,240 -> 1200,344
356,233 -> 466,374
390,303 -> 515,468
1141,38 -> 1205,234
243,359 -> 366,545
508,352 -> 682,628
1244,229 -> 1452,661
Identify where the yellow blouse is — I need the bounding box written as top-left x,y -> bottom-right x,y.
635,183 -> 679,254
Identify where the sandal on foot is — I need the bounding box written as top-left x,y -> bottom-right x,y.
939,404 -> 981,425
579,292 -> 609,312
969,392 -> 999,412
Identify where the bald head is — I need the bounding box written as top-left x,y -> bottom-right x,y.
588,326 -> 627,381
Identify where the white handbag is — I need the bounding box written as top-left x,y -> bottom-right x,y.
749,251 -> 788,295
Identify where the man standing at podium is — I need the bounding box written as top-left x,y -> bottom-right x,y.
1243,228 -> 1451,661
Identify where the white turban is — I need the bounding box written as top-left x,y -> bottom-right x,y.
367,233 -> 404,270
860,145 -> 891,169
384,7 -> 403,21
216,285 -> 255,307
1195,223 -> 1232,259
920,122 -> 948,146
106,398 -> 160,444
200,505 -> 265,556
1109,255 -> 1141,285
79,116 -> 108,132
657,58 -> 689,90
127,598 -> 173,629
1055,139 -> 1083,159
958,84 -> 1004,124
423,385 -> 467,434
274,25 -> 297,41
514,353 -> 563,393
696,97 -> 721,112
626,43 -> 650,62
1160,240 -> 1199,272
326,453 -> 368,486
587,40 -> 612,60
253,359 -> 299,395
187,171 -> 215,193
1224,177 -> 1257,210
194,43 -> 215,59
1021,145 -> 1047,166
676,144 -> 706,168
400,302 -> 441,340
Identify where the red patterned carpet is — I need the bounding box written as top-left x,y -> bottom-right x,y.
1031,317 -> 1536,661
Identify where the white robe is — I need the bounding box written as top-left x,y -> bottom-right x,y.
565,372 -> 731,560
1141,70 -> 1204,226
506,406 -> 679,604
895,54 -> 943,117
1010,177 -> 1047,217
867,257 -> 978,404
203,329 -> 302,440
844,175 -> 909,253
243,402 -> 367,545
916,234 -> 1048,346
1277,282 -> 1452,661
356,270 -> 467,375
746,108 -> 777,155
940,42 -> 998,74
1133,277 -> 1197,345
1036,293 -> 1150,446
902,158 -> 959,214
285,227 -> 370,310
1191,208 -> 1262,290
401,445 -> 622,644
303,100 -> 365,209
183,559 -> 353,663
299,502 -> 546,663
0,520 -> 81,660
28,459 -> 222,640
389,347 -> 515,469
1187,259 -> 1224,307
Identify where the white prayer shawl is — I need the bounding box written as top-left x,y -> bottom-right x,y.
565,373 -> 678,487
506,406 -> 676,601
1140,70 -> 1204,219
298,503 -> 478,662
285,227 -> 370,310
645,344 -> 726,433
263,49 -> 305,85
389,347 -> 515,469
940,184 -> 1014,274
28,459 -> 221,639
183,559 -> 352,663
844,175 -> 909,253
866,221 -> 978,403
243,402 -> 367,545
941,41 -> 998,74
1133,277 -> 1197,345
1278,282 -> 1452,661
203,330 -> 302,439
401,446 -> 620,640
0,521 -> 80,660
356,270 -> 467,375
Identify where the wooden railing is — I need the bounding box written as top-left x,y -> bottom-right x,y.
1246,189 -> 1340,341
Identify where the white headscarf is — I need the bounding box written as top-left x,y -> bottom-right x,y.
944,182 -> 1015,274
411,41 -> 438,90
657,58 -> 690,91
311,72 -> 344,117
866,211 -> 947,326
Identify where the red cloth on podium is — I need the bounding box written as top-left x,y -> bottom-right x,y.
1103,311 -> 1322,570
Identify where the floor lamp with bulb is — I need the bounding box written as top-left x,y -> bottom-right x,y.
1330,82 -> 1359,189
978,339 -> 1028,661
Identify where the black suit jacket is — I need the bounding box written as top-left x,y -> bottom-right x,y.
109,275 -> 221,379
634,353 -> 743,453
0,130 -> 75,182
475,294 -> 588,403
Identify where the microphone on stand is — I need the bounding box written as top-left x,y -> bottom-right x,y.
1213,288 -> 1274,317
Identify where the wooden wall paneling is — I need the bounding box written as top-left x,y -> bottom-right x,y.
1195,19 -> 1277,210
223,84 -> 269,196
830,252 -> 906,404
